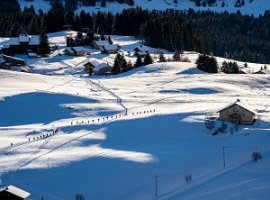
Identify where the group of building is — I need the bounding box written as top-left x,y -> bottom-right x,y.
62,34 -> 152,76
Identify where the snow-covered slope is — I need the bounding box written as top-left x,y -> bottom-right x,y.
18,0 -> 270,16
0,32 -> 270,200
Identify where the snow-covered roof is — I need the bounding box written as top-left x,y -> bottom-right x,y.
134,46 -> 149,52
9,38 -> 20,45
95,40 -> 110,46
218,99 -> 256,114
19,34 -> 30,43
64,47 -> 74,53
28,52 -> 38,57
136,51 -> 147,56
3,44 -> 10,49
95,63 -> 111,71
64,46 -> 91,54
28,35 -> 40,45
0,185 -> 30,198
103,44 -> 119,51
73,46 -> 86,52
87,58 -> 112,71
9,35 -> 40,46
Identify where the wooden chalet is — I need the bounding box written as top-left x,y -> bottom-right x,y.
6,34 -> 40,54
102,44 -> 119,54
218,99 -> 256,125
92,40 -> 120,53
63,46 -> 90,56
84,59 -> 112,75
92,40 -> 109,50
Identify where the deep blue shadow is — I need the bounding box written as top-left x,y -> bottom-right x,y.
0,92 -> 97,126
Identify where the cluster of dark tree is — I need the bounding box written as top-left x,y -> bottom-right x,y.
194,0 -> 217,7
1,0 -> 270,63
194,0 -> 249,7
53,0 -> 135,8
221,61 -> 239,74
112,52 -> 153,75
196,54 -> 241,74
196,54 -> 218,73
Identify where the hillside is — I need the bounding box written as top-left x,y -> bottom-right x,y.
18,0 -> 270,16
0,32 -> 270,200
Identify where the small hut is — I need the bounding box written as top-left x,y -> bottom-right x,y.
218,99 -> 256,125
84,59 -> 112,75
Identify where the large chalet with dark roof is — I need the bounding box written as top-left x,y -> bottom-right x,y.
3,34 -> 40,54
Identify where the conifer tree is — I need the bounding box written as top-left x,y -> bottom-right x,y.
159,52 -> 166,62
173,49 -> 181,61
121,57 -> 128,72
39,29 -> 50,56
112,53 -> 127,74
134,55 -> 143,68
144,53 -> 153,65
108,36 -> 113,44
86,30 -> 94,45
100,33 -> 105,41
112,53 -> 121,74
127,60 -> 133,71
65,0 -> 77,10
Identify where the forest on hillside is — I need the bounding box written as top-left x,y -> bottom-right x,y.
1,0 -> 270,63
31,0 -> 256,8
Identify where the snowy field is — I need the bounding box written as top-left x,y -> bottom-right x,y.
0,32 -> 270,200
18,0 -> 270,17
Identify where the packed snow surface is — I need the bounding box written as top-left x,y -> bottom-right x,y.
0,32 -> 270,200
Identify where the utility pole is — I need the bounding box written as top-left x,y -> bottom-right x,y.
155,175 -> 158,199
223,145 -> 226,168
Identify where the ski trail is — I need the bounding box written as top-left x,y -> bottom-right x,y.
12,138 -> 50,172
87,78 -> 128,114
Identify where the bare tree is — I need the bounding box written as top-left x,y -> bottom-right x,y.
75,193 -> 85,200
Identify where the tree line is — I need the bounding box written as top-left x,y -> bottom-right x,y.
1,0 -> 270,63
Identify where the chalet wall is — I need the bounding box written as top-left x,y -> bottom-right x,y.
219,104 -> 256,125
